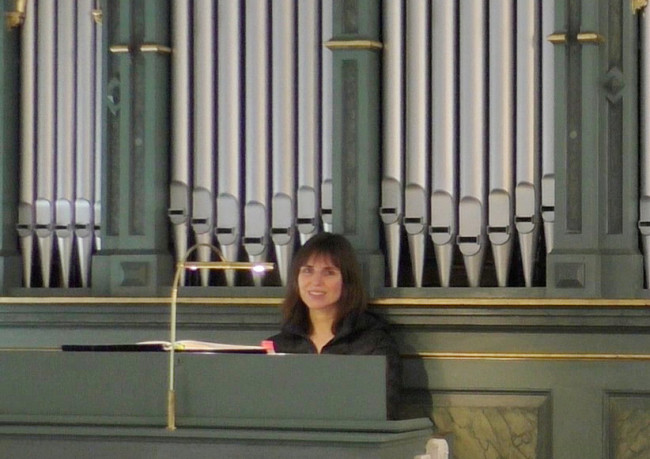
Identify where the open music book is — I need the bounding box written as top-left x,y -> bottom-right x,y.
137,340 -> 269,353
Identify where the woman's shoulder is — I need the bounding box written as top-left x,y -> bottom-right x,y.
344,310 -> 398,349
355,310 -> 392,331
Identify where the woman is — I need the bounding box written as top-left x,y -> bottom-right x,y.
268,232 -> 401,419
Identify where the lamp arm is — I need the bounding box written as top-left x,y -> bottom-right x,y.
167,262 -> 184,431
166,242 -> 273,431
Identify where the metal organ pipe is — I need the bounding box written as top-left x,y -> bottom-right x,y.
271,0 -> 297,285
75,0 -> 97,288
216,0 -> 242,285
404,0 -> 430,287
457,0 -> 487,287
93,0 -> 103,254
429,0 -> 457,288
541,0 -> 555,254
56,0 -> 76,288
515,0 -> 541,287
35,0 -> 57,287
297,0 -> 320,244
191,0 -> 216,286
243,0 -> 270,281
381,0 -> 404,288
169,0 -> 192,284
17,0 -> 36,287
320,0 -> 333,233
487,0 -> 515,287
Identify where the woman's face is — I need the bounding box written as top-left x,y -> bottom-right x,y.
297,254 -> 343,314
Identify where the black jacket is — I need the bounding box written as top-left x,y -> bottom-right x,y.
268,310 -> 401,419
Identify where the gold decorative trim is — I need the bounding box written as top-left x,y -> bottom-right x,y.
324,40 -> 383,51
140,43 -> 172,54
0,297 -> 282,305
109,45 -> 130,54
546,32 -> 567,44
2,296 -> 650,308
370,297 -> 650,307
632,0 -> 648,14
410,352 -> 650,361
5,0 -> 26,29
92,9 -> 103,25
576,32 -> 606,45
4,348 -> 650,360
110,44 -> 173,55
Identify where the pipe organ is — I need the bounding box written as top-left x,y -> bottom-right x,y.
14,0 -> 647,290
18,0 -> 102,288
382,0 -> 551,287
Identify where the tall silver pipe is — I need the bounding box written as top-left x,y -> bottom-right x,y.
639,7 -> 650,287
55,0 -> 76,288
243,0 -> 270,281
18,0 -> 37,287
75,0 -> 97,288
216,0 -> 242,285
271,0 -> 296,285
515,0 -> 541,287
381,0 -> 404,287
541,0 -> 556,253
458,0 -> 487,287
169,0 -> 192,284
404,0 -> 429,287
430,0 -> 457,287
192,0 -> 216,285
297,0 -> 320,244
320,0 -> 333,232
487,0 -> 515,287
93,0 -> 103,252
35,0 -> 57,287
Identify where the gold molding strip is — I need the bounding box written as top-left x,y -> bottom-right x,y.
576,32 -> 606,45
109,45 -> 130,54
546,33 -> 567,44
5,0 -> 26,29
410,352 -> 650,361
140,43 -> 172,54
110,44 -> 172,55
1,297 -> 650,308
632,0 -> 648,13
370,297 -> 650,307
4,349 -> 650,360
91,9 -> 103,24
0,297 -> 282,305
324,39 -> 383,51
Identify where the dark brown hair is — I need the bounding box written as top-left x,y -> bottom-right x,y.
281,232 -> 367,333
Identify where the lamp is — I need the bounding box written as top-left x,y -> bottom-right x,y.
166,243 -> 274,430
